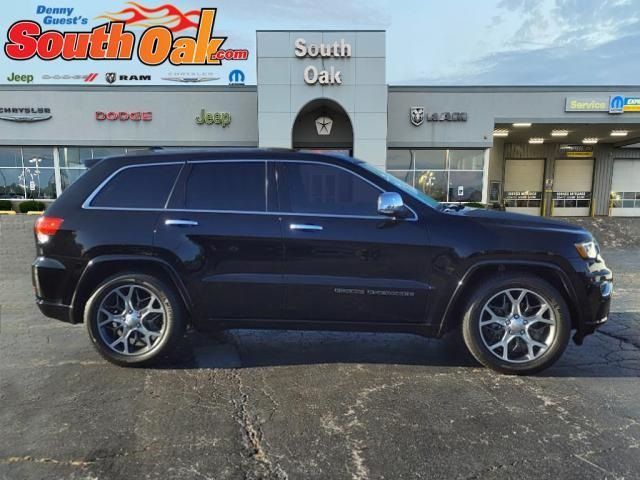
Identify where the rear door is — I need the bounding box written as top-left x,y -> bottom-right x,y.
154,159 -> 284,322
275,160 -> 431,324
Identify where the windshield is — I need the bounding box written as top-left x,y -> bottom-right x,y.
357,161 -> 440,209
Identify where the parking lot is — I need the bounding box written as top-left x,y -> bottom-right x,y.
1,216 -> 639,480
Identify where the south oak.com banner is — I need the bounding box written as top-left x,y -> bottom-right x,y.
0,1 -> 253,85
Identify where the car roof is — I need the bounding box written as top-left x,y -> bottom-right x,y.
85,147 -> 362,169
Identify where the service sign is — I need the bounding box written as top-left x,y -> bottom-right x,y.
0,1 -> 253,85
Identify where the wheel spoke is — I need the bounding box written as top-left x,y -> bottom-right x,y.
479,307 -> 506,327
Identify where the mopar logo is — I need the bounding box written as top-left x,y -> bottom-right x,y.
609,95 -> 624,114
229,69 -> 245,85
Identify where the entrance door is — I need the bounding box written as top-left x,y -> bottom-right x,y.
552,158 -> 594,217
611,159 -> 640,216
504,159 -> 544,216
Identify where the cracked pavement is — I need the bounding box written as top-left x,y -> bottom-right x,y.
1,220 -> 639,479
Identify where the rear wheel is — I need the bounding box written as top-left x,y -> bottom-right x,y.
84,273 -> 186,367
462,274 -> 571,375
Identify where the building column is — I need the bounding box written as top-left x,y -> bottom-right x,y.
592,145 -> 614,216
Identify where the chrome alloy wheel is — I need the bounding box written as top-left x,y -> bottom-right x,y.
479,288 -> 557,364
97,284 -> 167,356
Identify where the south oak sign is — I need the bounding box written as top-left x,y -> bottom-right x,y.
3,8 -> 249,66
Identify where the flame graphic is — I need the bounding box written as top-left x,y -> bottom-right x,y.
95,2 -> 200,33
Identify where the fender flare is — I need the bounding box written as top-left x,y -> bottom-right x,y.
70,254 -> 192,323
437,259 -> 581,336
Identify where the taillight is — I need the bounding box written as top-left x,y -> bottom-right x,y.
34,216 -> 64,244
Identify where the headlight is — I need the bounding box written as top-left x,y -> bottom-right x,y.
575,241 -> 599,260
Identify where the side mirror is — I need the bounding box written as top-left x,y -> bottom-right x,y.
377,192 -> 408,217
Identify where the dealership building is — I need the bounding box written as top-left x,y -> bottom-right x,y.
2,30 -> 640,217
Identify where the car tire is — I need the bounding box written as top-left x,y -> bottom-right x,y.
461,273 -> 571,375
84,272 -> 186,367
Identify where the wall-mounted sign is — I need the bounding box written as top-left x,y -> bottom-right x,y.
6,73 -> 34,83
295,38 -> 351,86
609,95 -> 640,114
315,116 -> 333,135
565,97 -> 608,112
410,106 -> 467,125
410,107 -> 424,126
552,191 -> 591,200
195,109 -> 232,127
2,6 -> 252,85
565,95 -> 640,114
0,107 -> 52,122
228,69 -> 245,85
95,111 -> 152,121
504,191 -> 542,201
559,144 -> 594,158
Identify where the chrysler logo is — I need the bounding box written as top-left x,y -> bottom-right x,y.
315,116 -> 333,135
161,77 -> 219,83
0,107 -> 52,122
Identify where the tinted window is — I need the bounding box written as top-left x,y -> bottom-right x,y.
91,164 -> 181,208
185,161 -> 266,211
278,162 -> 380,216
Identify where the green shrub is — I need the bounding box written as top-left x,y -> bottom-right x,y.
18,200 -> 46,213
0,200 -> 12,211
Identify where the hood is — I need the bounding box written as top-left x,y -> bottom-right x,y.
448,207 -> 589,235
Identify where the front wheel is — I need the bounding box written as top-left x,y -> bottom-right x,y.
462,274 -> 571,375
84,273 -> 186,367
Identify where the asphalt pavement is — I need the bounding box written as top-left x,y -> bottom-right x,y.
1,216 -> 639,480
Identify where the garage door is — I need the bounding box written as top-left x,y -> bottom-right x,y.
611,159 -> 640,216
504,159 -> 544,216
552,158 -> 594,217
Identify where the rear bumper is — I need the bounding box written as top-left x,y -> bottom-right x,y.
35,298 -> 73,323
32,256 -> 75,323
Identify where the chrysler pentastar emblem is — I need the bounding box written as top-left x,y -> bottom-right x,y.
315,116 -> 333,135
410,106 -> 424,126
161,76 -> 219,83
0,113 -> 51,122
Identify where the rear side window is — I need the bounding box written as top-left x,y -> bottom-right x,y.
185,161 -> 266,211
277,162 -> 380,216
90,164 -> 181,208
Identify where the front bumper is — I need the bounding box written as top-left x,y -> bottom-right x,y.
573,265 -> 612,344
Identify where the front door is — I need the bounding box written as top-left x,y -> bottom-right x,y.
154,160 -> 283,322
275,160 -> 431,324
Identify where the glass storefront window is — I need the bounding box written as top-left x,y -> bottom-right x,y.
0,147 -> 22,168
387,149 -> 486,203
0,168 -> 25,198
415,170 -> 448,202
448,171 -> 483,202
414,150 -> 446,169
22,147 -> 54,169
387,149 -> 413,170
449,150 -> 484,170
60,168 -> 87,191
92,147 -> 127,158
388,170 -> 414,186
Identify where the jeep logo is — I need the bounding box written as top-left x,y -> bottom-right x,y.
7,73 -> 34,83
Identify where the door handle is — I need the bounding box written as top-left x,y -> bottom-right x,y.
289,223 -> 323,231
165,219 -> 199,227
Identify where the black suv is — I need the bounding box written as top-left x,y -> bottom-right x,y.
32,149 -> 612,374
